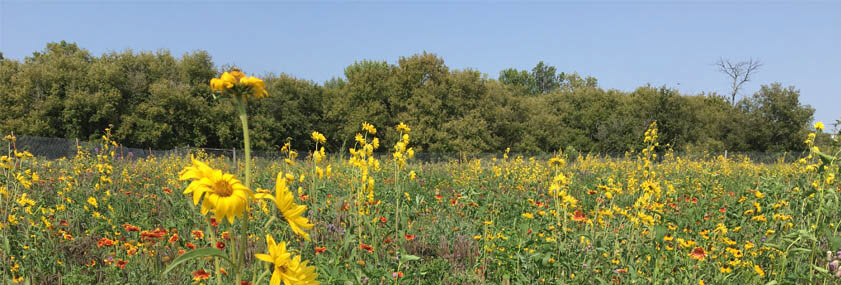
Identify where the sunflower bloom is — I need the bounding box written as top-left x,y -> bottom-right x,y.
256,172 -> 314,240
255,235 -> 319,285
180,158 -> 252,224
210,69 -> 268,99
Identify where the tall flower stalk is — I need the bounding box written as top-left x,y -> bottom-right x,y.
213,68 -> 266,282
234,94 -> 251,283
168,68 -> 318,284
391,123 -> 413,284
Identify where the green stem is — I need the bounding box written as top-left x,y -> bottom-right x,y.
208,222 -> 222,285
236,95 -> 252,284
393,162 -> 401,285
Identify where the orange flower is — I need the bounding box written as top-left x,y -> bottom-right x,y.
191,230 -> 205,240
360,243 -> 374,253
572,211 -> 587,222
404,234 -> 415,241
168,234 -> 179,244
690,247 -> 707,261
140,228 -> 167,240
116,259 -> 127,269
122,224 -> 140,232
192,269 -> 211,281
97,238 -> 116,247
185,242 -> 196,250
315,247 -> 327,255
216,241 -> 226,250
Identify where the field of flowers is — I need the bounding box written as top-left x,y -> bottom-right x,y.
1,70 -> 840,285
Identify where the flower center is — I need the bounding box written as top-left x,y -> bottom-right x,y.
213,180 -> 234,197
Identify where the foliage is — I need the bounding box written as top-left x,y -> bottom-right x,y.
0,42 -> 818,154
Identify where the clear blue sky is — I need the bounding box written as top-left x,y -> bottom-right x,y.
2,1 -> 839,127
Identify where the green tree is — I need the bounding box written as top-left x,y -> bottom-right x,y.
738,83 -> 814,152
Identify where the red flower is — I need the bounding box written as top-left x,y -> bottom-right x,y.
97,238 -> 115,247
379,216 -> 387,223
719,207 -> 726,213
191,230 -> 205,240
192,269 -> 211,281
220,268 -> 228,275
185,242 -> 196,250
168,234 -> 179,244
383,236 -> 392,244
122,223 -> 140,232
140,228 -> 167,240
216,241 -> 226,250
162,187 -> 173,194
116,259 -> 127,269
690,247 -> 707,261
315,247 -> 327,255
210,218 -> 218,227
221,231 -> 231,241
241,281 -> 252,285
572,211 -> 587,222
60,220 -> 69,227
359,243 -> 374,253
404,234 -> 415,241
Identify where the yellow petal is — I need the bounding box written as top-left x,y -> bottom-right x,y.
255,254 -> 274,263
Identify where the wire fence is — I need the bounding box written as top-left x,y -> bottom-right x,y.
5,135 -> 807,164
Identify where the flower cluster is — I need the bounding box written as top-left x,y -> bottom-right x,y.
210,69 -> 268,99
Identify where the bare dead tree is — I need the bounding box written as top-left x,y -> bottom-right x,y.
715,58 -> 762,104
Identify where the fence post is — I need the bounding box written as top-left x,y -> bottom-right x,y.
724,150 -> 728,161
233,147 -> 237,167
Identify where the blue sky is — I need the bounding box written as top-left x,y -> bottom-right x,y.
2,1 -> 839,127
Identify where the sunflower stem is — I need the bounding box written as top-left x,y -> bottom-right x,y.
236,95 -> 252,285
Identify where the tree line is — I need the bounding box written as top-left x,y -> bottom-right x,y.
0,41 -> 817,154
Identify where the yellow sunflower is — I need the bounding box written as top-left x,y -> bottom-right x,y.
256,172 -> 314,240
255,235 -> 319,285
179,158 -> 252,224
209,69 -> 268,99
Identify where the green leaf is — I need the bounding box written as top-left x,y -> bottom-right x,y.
162,248 -> 234,276
789,247 -> 811,254
764,280 -> 778,285
816,151 -> 835,164
1,234 -> 9,253
403,254 -> 421,261
829,236 -> 841,251
812,265 -> 829,274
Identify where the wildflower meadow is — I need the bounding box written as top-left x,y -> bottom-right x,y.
1,69 -> 840,285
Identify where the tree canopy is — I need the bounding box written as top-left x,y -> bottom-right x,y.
0,42 -> 817,154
